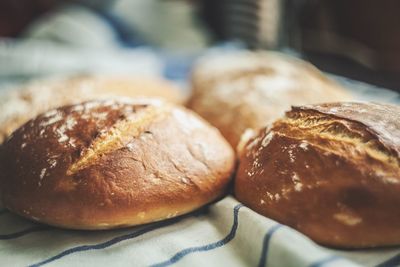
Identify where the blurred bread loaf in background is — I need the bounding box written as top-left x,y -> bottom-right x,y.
188,51 -> 352,147
0,75 -> 184,143
235,102 -> 400,248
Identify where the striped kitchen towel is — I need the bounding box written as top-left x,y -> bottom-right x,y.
0,196 -> 399,267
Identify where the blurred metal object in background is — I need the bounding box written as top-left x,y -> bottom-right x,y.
217,0 -> 284,49
213,0 -> 400,89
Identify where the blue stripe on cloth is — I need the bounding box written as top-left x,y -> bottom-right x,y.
0,226 -> 50,240
375,253 -> 400,267
29,216 -> 185,267
150,204 -> 244,267
309,255 -> 341,267
257,224 -> 283,267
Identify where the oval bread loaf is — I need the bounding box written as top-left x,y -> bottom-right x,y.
189,51 -> 352,147
0,99 -> 234,229
235,102 -> 400,248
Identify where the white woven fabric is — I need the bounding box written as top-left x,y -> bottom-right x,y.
0,196 -> 399,267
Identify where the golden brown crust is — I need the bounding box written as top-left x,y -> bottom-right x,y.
295,102 -> 400,158
188,51 -> 352,147
235,102 -> 400,248
0,99 -> 234,229
0,75 -> 184,144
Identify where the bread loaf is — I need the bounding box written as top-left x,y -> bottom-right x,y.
0,99 -> 234,229
0,75 -> 184,143
235,102 -> 400,248
188,51 -> 352,147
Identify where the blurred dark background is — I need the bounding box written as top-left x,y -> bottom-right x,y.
1,0 -> 400,91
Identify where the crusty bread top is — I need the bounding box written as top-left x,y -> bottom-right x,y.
0,75 -> 184,144
3,98 -> 162,187
263,102 -> 400,183
294,102 -> 400,157
240,101 -> 400,187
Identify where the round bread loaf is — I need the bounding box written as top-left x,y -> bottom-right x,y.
188,51 -> 352,148
235,102 -> 400,248
0,99 -> 234,229
0,75 -> 184,144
